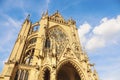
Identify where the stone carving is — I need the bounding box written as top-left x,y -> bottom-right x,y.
48,27 -> 68,56
5,67 -> 13,76
0,11 -> 99,80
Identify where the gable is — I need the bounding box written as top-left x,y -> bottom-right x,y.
50,11 -> 65,21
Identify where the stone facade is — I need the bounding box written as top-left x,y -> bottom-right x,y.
0,11 -> 99,80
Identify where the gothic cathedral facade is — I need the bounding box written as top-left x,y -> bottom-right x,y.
0,11 -> 99,80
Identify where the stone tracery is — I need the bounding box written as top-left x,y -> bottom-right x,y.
0,11 -> 99,80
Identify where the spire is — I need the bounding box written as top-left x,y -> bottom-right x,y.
68,17 -> 76,25
22,14 -> 30,25
41,10 -> 48,19
42,11 -> 45,17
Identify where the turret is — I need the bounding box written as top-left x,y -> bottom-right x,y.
8,14 -> 32,63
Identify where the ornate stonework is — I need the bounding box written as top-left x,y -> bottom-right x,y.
0,11 -> 99,80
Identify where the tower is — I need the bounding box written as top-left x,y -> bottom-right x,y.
0,11 -> 99,80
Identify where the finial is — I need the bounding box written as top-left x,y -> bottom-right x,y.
56,10 -> 59,14
70,17 -> 73,20
45,10 -> 48,16
26,14 -> 30,20
42,11 -> 45,17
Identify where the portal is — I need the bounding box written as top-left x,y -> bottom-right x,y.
43,69 -> 50,80
57,62 -> 81,80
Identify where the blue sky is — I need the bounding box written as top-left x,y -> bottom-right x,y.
0,0 -> 120,80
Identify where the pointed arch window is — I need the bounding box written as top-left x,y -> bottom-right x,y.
14,70 -> 19,80
24,71 -> 29,80
19,70 -> 24,80
22,49 -> 34,65
14,69 -> 29,80
45,38 -> 50,48
29,38 -> 37,44
25,56 -> 33,65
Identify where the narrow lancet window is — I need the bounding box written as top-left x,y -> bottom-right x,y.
14,70 -> 19,80
45,38 -> 50,48
19,70 -> 24,80
24,71 -> 29,80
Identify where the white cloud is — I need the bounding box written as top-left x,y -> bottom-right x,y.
78,15 -> 120,51
78,15 -> 120,80
100,17 -> 108,23
93,15 -> 120,38
86,36 -> 105,50
78,22 -> 92,44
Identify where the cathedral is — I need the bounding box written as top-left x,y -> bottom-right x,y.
0,11 -> 99,80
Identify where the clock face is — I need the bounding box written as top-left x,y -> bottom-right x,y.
48,27 -> 68,55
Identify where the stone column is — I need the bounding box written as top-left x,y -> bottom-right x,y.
50,69 -> 56,80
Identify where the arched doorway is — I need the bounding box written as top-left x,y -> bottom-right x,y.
57,62 -> 81,80
43,69 -> 50,80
